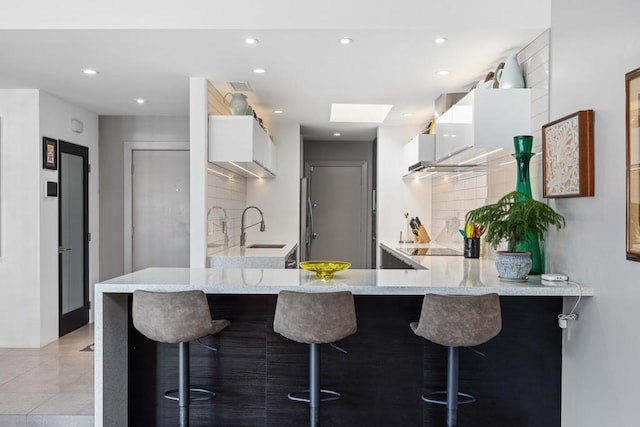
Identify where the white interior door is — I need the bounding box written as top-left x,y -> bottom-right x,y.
307,161 -> 368,268
132,149 -> 190,271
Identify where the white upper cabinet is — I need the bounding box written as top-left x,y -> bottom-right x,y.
435,89 -> 531,165
208,115 -> 277,178
403,133 -> 436,171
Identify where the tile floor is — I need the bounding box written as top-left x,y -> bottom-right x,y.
0,324 -> 94,426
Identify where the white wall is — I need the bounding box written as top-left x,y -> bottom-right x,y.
0,90 -> 41,347
39,92 -> 99,345
247,123 -> 301,244
190,77 -> 209,267
0,90 -> 97,347
548,2 -> 640,426
376,125 -> 431,264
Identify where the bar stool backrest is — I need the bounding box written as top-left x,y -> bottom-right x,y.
273,291 -> 357,344
133,290 -> 214,344
413,293 -> 502,347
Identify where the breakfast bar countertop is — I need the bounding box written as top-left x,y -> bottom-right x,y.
97,264 -> 593,297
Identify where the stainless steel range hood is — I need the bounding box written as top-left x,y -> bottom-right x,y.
402,131 -> 484,179
406,161 -> 483,174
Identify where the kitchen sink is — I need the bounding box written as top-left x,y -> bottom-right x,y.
247,243 -> 286,249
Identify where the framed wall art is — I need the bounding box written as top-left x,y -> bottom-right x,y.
542,110 -> 595,198
626,68 -> 640,261
42,137 -> 58,170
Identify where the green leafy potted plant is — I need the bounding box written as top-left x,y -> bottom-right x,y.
464,191 -> 565,280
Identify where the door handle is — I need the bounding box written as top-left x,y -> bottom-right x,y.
307,198 -> 315,255
58,246 -> 72,254
312,233 -> 317,239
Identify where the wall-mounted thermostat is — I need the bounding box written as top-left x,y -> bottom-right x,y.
44,181 -> 58,197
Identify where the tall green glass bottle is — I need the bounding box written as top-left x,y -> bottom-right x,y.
513,135 -> 543,275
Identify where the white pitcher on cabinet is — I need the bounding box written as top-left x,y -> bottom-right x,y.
497,54 -> 525,89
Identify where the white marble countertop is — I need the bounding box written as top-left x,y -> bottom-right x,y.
97,265 -> 593,297
207,241 -> 297,268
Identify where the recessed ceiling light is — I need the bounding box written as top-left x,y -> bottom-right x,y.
339,38 -> 353,45
436,70 -> 450,76
330,103 -> 394,123
333,133 -> 341,137
434,37 -> 448,44
273,110 -> 284,114
403,113 -> 414,117
135,98 -> 145,104
252,68 -> 267,74
245,37 -> 259,45
82,69 -> 98,75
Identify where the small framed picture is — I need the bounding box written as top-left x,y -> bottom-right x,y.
542,110 -> 595,198
43,137 -> 58,170
626,67 -> 640,261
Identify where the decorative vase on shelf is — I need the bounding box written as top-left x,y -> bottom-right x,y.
498,54 -> 525,89
223,92 -> 253,115
513,135 -> 543,274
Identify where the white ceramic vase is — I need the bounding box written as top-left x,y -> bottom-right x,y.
498,54 -> 525,89
224,92 -> 252,115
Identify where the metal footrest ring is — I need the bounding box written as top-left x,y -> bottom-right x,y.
164,388 -> 216,402
287,389 -> 340,403
421,391 -> 476,405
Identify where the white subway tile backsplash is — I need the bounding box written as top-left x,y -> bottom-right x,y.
518,29 -> 549,60
477,186 -> 488,199
464,188 -> 476,200
532,111 -> 551,133
521,46 -> 549,77
207,168 -> 247,249
532,94 -> 549,117
525,65 -> 550,89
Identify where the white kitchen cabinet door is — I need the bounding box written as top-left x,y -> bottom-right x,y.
435,89 -> 531,164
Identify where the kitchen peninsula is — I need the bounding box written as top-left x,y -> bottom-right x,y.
96,266 -> 592,427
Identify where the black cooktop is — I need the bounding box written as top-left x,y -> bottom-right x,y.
396,247 -> 463,256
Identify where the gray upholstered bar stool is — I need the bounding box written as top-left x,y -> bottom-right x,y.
410,293 -> 502,427
273,290 -> 357,426
132,290 -> 230,427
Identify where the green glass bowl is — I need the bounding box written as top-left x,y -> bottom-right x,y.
299,261 -> 351,280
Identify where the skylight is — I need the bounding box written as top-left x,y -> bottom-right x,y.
330,103 -> 393,123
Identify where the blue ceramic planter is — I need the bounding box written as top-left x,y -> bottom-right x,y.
495,251 -> 532,280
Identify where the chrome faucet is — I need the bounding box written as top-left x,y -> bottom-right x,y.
240,206 -> 265,247
207,205 -> 229,246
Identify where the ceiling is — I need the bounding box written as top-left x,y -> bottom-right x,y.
0,2 -> 550,141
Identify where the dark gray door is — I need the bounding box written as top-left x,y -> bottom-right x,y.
306,161 -> 368,268
58,140 -> 89,336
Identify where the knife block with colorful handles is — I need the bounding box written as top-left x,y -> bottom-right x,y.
415,225 -> 431,243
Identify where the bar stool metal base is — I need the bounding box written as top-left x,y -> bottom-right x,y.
421,391 -> 475,405
421,346 -> 476,427
288,389 -> 340,403
164,388 -> 215,402
286,343 -> 342,427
